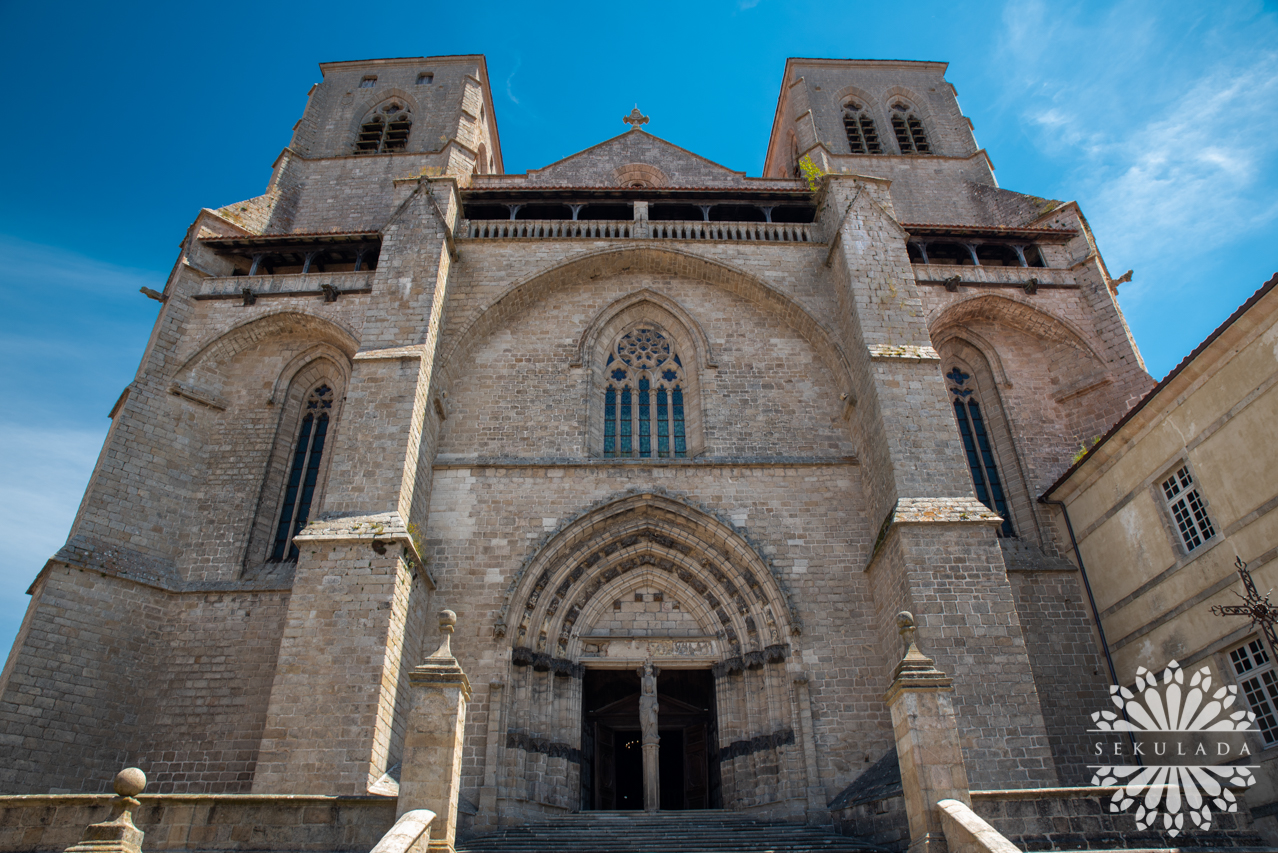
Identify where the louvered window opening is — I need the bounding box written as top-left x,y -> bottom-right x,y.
842,103 -> 882,154
355,104 -> 412,155
947,368 -> 1014,537
603,327 -> 687,459
1161,465 -> 1216,551
271,385 -> 333,562
891,103 -> 930,154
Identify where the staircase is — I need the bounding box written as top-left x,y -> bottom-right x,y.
456,811 -> 886,853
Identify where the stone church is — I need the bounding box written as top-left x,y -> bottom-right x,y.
0,53 -> 1189,848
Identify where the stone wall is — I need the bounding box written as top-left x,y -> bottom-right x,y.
0,794 -> 394,853
0,566 -> 289,795
972,787 -> 1265,851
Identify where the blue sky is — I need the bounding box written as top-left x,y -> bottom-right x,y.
1,0 -> 1276,656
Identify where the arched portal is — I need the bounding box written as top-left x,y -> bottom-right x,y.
494,493 -> 810,817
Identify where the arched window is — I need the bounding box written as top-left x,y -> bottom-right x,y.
270,384 -> 334,561
603,326 -> 687,458
842,101 -> 882,154
946,367 -> 1014,537
354,102 -> 412,155
890,102 -> 930,154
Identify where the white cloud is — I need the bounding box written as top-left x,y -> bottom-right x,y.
506,56 -> 522,105
994,0 -> 1278,308
0,421 -> 107,657
0,234 -> 162,296
0,236 -> 157,654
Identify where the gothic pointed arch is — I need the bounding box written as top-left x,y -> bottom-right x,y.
883,91 -> 931,155
435,246 -> 857,408
494,492 -> 813,815
241,354 -> 350,573
931,325 -> 1011,389
928,293 -> 1101,354
498,492 -> 799,663
175,311 -> 359,392
353,102 -> 412,155
573,289 -> 716,370
346,88 -> 420,150
939,340 -> 1034,541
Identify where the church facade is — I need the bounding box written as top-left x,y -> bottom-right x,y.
0,55 -> 1155,833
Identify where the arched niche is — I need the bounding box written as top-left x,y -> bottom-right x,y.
499,492 -> 798,664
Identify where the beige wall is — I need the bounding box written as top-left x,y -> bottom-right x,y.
1051,281 -> 1278,819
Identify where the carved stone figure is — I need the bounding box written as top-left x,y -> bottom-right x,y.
639,661 -> 659,745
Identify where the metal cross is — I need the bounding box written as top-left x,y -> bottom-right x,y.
1211,556 -> 1278,653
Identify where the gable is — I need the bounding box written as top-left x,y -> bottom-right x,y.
521,129 -> 753,188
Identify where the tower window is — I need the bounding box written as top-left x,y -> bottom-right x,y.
417,72 -> 433,85
271,384 -> 334,562
360,76 -> 377,88
354,102 -> 412,155
947,367 -> 1014,537
842,102 -> 882,154
891,102 -> 931,154
603,327 -> 686,459
1161,465 -> 1216,552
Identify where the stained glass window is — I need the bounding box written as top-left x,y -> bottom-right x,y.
271,384 -> 333,561
603,326 -> 686,458
946,368 -> 1013,537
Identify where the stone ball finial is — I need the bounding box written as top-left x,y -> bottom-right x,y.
438,610 -> 457,634
896,611 -> 915,634
114,767 -> 146,798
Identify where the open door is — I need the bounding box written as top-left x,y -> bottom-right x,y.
684,723 -> 708,809
594,723 -> 616,810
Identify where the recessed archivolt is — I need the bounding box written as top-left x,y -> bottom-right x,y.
436,245 -> 855,399
499,493 -> 798,663
268,343 -> 353,405
932,327 -> 1011,389
881,86 -> 932,121
346,89 -> 420,141
176,311 -> 360,388
569,567 -> 725,656
929,293 -> 1103,362
572,289 -> 716,369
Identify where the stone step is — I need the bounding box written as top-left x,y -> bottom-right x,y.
456,812 -> 887,853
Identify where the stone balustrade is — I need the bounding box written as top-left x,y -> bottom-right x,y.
464,220 -> 633,239
461,219 -> 818,243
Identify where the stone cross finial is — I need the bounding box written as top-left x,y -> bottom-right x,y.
623,106 -> 649,128
63,768 -> 147,853
430,610 -> 457,660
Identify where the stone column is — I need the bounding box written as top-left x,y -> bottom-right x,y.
640,662 -> 660,812
64,768 -> 146,853
885,612 -> 972,853
399,610 -> 471,853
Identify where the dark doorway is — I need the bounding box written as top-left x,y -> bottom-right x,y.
581,668 -> 719,811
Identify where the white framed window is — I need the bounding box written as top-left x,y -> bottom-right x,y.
1160,465 -> 1216,551
1230,638 -> 1278,743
